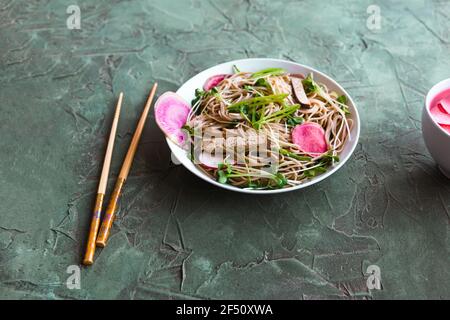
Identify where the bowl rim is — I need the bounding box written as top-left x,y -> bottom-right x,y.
425,78 -> 450,138
167,58 -> 361,194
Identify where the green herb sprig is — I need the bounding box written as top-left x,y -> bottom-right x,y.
279,149 -> 312,161
251,68 -> 286,79
227,94 -> 299,129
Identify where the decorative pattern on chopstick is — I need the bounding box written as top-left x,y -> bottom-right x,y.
96,83 -> 158,247
95,177 -> 124,247
83,193 -> 104,264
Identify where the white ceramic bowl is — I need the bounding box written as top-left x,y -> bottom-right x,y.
422,78 -> 450,178
167,58 -> 361,194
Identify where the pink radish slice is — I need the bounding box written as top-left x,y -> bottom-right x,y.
438,95 -> 450,114
154,92 -> 191,146
430,104 -> 450,125
198,152 -> 234,169
292,122 -> 328,156
203,74 -> 229,91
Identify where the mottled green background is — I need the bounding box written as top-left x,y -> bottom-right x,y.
0,0 -> 449,299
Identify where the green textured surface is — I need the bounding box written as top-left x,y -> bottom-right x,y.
0,0 -> 449,300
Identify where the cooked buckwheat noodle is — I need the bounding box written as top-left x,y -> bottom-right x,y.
184,70 -> 353,190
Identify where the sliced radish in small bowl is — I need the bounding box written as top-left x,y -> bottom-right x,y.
203,74 -> 229,91
438,95 -> 450,114
441,124 -> 450,134
430,104 -> 450,125
292,122 -> 328,156
154,92 -> 191,146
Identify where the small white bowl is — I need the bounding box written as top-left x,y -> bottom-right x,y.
167,58 -> 361,194
422,78 -> 450,178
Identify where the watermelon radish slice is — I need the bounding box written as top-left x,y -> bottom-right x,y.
198,152 -> 235,169
430,104 -> 450,125
292,122 -> 328,156
154,92 -> 191,146
438,95 -> 450,114
203,74 -> 229,91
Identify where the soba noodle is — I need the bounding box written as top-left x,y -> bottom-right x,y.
183,68 -> 353,190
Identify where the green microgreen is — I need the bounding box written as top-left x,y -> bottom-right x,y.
191,87 -> 219,115
302,74 -> 321,95
216,165 -> 288,189
336,94 -> 351,114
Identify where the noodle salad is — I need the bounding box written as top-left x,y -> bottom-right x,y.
154,67 -> 353,190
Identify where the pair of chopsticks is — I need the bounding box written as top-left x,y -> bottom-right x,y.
83,83 -> 158,265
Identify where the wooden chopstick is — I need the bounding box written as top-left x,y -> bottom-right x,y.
83,92 -> 123,265
96,83 -> 158,247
